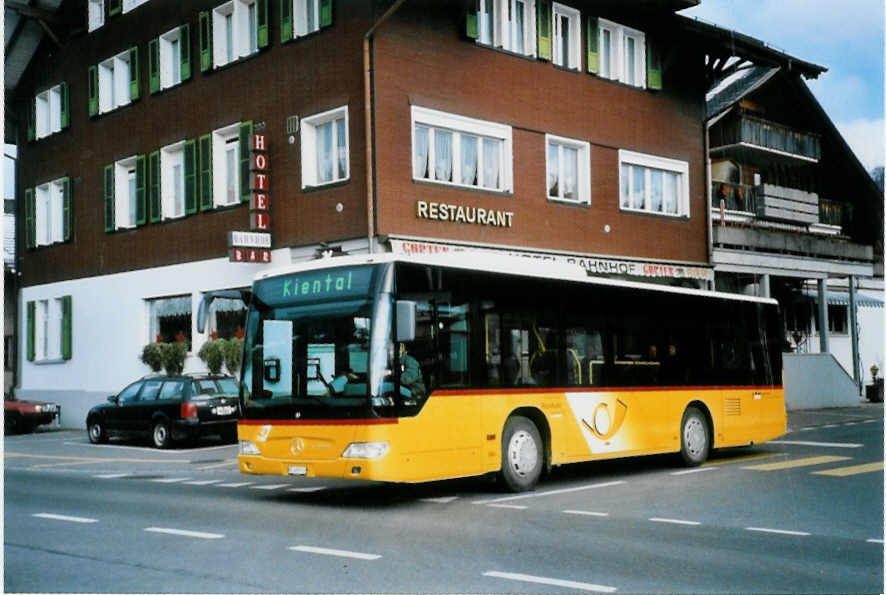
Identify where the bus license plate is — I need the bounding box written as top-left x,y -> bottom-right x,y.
288,465 -> 307,476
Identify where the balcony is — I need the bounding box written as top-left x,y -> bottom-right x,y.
711,113 -> 821,162
819,198 -> 853,229
711,181 -> 757,213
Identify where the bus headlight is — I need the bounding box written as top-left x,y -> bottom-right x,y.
239,440 -> 261,456
342,442 -> 389,459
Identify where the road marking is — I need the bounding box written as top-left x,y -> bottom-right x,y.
196,460 -> 239,470
649,517 -> 701,526
289,546 -> 381,560
742,455 -> 851,471
144,527 -> 224,540
746,527 -> 810,536
820,424 -> 839,429
31,459 -> 113,469
812,462 -> 884,477
287,486 -> 326,493
420,496 -> 459,503
216,482 -> 254,488
867,538 -> 884,544
474,481 -> 626,505
251,484 -> 290,490
487,503 -> 528,510
151,477 -> 192,483
184,479 -> 224,486
483,571 -> 617,593
767,440 -> 863,449
33,513 -> 98,524
94,473 -> 130,479
671,467 -> 718,476
704,453 -> 786,467
563,510 -> 609,517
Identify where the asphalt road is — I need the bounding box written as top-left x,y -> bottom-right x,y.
4,404 -> 883,594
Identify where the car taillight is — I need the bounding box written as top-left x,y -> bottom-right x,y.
181,402 -> 198,419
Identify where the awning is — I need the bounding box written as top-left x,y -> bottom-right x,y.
802,289 -> 884,308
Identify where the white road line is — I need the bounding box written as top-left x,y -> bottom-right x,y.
861,419 -> 878,424
867,538 -> 884,544
251,484 -> 290,490
184,479 -> 223,486
93,473 -> 129,479
671,467 -> 718,476
151,477 -> 193,483
33,513 -> 98,524
144,527 -> 224,540
287,487 -> 326,493
487,503 -> 528,510
767,440 -> 863,448
289,546 -> 381,560
796,427 -> 815,432
746,527 -> 810,537
419,496 -> 459,503
649,517 -> 701,526
474,480 -> 626,505
216,482 -> 254,488
483,571 -> 617,593
196,460 -> 239,470
563,510 -> 609,517
820,424 -> 839,429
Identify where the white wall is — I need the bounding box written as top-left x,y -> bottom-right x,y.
784,353 -> 864,410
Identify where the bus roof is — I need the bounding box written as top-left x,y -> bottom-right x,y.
254,252 -> 779,306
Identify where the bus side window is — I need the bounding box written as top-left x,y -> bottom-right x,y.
437,302 -> 470,387
566,326 -> 604,386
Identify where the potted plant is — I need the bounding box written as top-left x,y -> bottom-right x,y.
161,342 -> 188,376
140,343 -> 164,373
224,338 -> 243,377
198,339 -> 227,375
866,364 -> 884,403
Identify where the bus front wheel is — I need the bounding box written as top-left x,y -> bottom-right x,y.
679,406 -> 710,466
501,416 -> 543,492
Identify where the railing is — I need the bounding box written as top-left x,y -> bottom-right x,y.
715,113 -> 821,161
711,181 -> 757,213
819,198 -> 853,228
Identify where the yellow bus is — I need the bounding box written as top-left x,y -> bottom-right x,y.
199,253 -> 785,492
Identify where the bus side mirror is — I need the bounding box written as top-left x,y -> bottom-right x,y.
396,300 -> 416,342
197,289 -> 251,333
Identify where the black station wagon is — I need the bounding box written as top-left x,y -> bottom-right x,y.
86,374 -> 240,448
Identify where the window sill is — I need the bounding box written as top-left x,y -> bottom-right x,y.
302,178 -> 351,193
282,28 -> 324,45
619,207 -> 688,220
212,200 -> 246,211
30,239 -> 68,250
474,41 -> 537,62
33,357 -> 67,365
33,130 -> 66,142
591,73 -> 648,91
547,196 -> 590,208
211,48 -> 265,73
413,177 -> 512,197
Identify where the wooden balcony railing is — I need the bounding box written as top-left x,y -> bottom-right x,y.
819,198 -> 853,228
711,181 -> 757,213
716,113 -> 821,161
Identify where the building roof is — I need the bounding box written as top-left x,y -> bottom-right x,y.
706,65 -> 779,121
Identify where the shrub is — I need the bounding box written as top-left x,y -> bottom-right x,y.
224,338 -> 243,377
198,339 -> 227,375
161,342 -> 188,375
141,343 -> 164,373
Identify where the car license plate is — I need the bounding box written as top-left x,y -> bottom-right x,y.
213,405 -> 236,416
288,465 -> 307,476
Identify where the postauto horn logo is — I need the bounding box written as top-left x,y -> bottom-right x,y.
581,399 -> 628,440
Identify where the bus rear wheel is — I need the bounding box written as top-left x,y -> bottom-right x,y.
680,406 -> 710,466
501,416 -> 543,492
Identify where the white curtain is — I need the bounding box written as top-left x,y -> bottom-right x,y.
413,125 -> 429,178
461,135 -> 478,185
317,121 -> 333,183
563,146 -> 577,199
336,118 -> 347,180
650,169 -> 663,212
482,138 -> 500,189
435,130 -> 453,182
547,142 -> 559,196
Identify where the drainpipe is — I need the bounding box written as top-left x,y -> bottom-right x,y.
364,0 -> 409,254
704,119 -> 714,291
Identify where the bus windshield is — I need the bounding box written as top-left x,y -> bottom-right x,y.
240,264 -> 394,420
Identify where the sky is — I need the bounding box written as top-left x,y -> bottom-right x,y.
683,0 -> 885,172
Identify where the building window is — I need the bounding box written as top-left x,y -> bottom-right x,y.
148,296 -> 192,348
212,124 -> 241,207
122,0 -> 151,13
34,84 -> 65,139
411,106 -> 512,193
598,18 -> 646,88
212,0 -> 259,68
28,296 -> 70,362
552,3 -> 580,70
33,179 -> 66,246
294,0 -> 320,37
476,0 -> 536,57
88,0 -> 105,31
115,156 -> 140,229
161,142 -> 186,219
98,50 -> 133,113
160,28 -> 182,89
546,134 -> 590,205
205,296 -> 247,339
618,150 -> 688,217
301,106 -> 349,188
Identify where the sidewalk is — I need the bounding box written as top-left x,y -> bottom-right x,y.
786,401 -> 883,432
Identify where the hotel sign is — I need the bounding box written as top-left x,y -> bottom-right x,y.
230,133 -> 272,263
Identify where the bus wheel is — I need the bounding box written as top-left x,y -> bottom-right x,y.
501,416 -> 543,492
680,407 -> 710,466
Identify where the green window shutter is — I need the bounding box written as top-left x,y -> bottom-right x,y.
198,134 -> 213,211
88,65 -> 99,117
149,150 -> 161,222
319,0 -> 332,28
199,11 -> 212,72
135,155 -> 147,225
24,188 -> 35,249
257,0 -> 269,48
129,46 -> 140,101
149,38 -> 160,93
647,39 -> 662,90
280,0 -> 292,42
104,164 -> 115,232
27,98 -> 35,141
180,24 -> 192,81
62,177 -> 72,241
466,0 -> 479,39
60,82 -> 70,129
27,301 -> 35,362
109,0 -> 121,16
239,121 -> 253,203
586,16 -> 599,74
61,296 -> 72,360
537,0 -> 551,61
184,139 -> 197,214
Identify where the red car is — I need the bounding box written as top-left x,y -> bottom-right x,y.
4,396 -> 60,434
